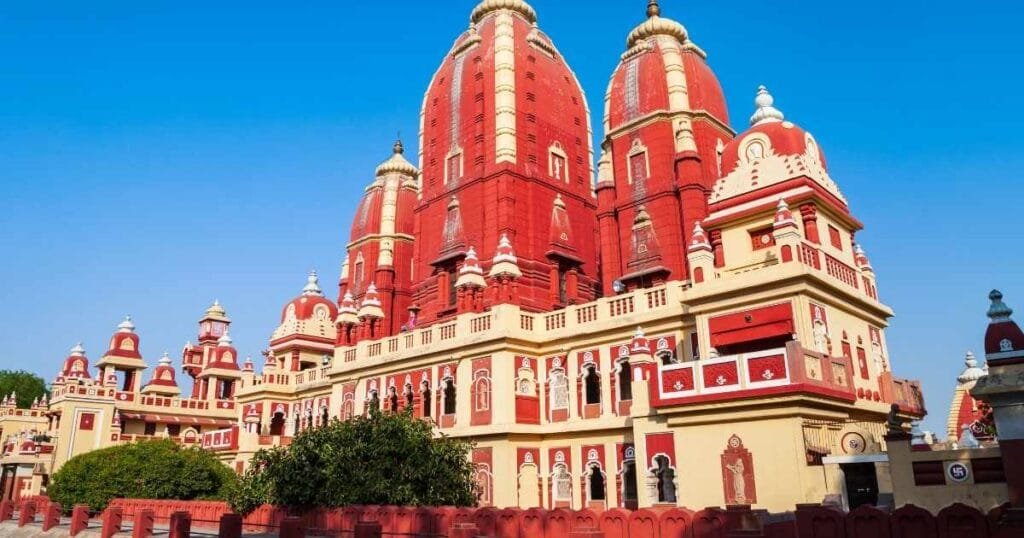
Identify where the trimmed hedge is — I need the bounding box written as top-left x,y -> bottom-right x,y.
48,439 -> 237,512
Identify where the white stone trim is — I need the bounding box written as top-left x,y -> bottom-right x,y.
493,12 -> 517,164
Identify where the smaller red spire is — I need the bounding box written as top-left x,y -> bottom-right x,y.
489,234 -> 522,278
456,247 -> 486,288
854,244 -> 873,270
631,326 -> 651,355
358,284 -> 385,319
688,222 -> 712,253
773,198 -> 798,230
337,291 -> 359,325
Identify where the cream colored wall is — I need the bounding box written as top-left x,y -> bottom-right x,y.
51,399 -> 115,471
718,215 -> 779,270
886,440 -> 1008,513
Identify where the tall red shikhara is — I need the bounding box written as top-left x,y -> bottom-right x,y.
409,0 -> 599,325
597,0 -> 732,295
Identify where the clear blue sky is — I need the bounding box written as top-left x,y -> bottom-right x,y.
0,1 -> 1020,437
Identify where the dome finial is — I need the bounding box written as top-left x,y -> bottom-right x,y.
302,269 -> 324,296
647,0 -> 661,18
750,85 -> 785,126
393,138 -> 404,155
988,289 -> 1013,322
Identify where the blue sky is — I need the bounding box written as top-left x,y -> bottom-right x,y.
0,1 -> 1020,436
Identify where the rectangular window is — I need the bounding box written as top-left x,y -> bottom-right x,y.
749,228 -> 776,251
167,424 -> 181,437
829,225 -> 843,250
144,422 -> 157,436
856,347 -> 870,380
551,153 -> 567,181
79,413 -> 95,431
629,153 -> 647,183
447,154 -> 461,183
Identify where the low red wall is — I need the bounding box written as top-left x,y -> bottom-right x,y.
102,498 -> 1016,538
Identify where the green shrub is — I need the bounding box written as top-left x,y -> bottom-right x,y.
229,409 -> 478,515
48,439 -> 237,512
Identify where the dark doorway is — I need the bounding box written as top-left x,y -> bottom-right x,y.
842,463 -> 879,509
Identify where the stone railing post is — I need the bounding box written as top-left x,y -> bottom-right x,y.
169,510 -> 191,538
218,513 -> 243,538
42,502 -> 62,531
70,504 -> 90,536
17,500 -> 37,527
101,506 -> 123,538
131,508 -> 155,538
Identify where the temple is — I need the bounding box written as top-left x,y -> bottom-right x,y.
1,1 -> 929,512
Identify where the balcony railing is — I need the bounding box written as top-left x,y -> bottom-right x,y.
653,342 -> 857,407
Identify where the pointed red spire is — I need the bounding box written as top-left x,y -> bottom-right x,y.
689,222 -> 712,253
456,247 -> 486,288
773,198 -> 798,230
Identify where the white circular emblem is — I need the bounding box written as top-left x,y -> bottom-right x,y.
444,366 -> 452,377
624,447 -> 635,459
583,351 -> 594,363
728,435 -> 742,449
657,338 -> 669,350
555,451 -> 565,463
618,345 -> 630,358
552,357 -> 562,369
524,452 -> 534,464
521,358 -> 530,369
587,449 -> 599,462
716,375 -> 727,386
947,462 -> 970,483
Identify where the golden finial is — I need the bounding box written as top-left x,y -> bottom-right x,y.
393,138 -> 404,154
647,0 -> 661,18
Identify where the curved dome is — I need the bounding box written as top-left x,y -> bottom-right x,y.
280,271 -> 338,323
719,119 -> 828,177
470,0 -> 536,24
605,2 -> 728,131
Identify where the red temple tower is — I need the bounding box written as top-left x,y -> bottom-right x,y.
410,0 -> 599,324
598,1 -> 733,293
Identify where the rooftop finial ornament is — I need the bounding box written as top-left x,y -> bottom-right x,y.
647,0 -> 661,18
988,289 -> 1013,322
303,269 -> 324,296
750,85 -> 785,126
393,138 -> 404,155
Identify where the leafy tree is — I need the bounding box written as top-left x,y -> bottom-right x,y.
229,409 -> 478,515
0,370 -> 48,408
48,439 -> 237,512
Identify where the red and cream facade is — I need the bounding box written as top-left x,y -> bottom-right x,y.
14,1 -> 928,512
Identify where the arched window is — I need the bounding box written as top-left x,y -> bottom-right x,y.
584,365 -> 601,405
549,369 -> 569,413
653,455 -> 677,503
617,360 -> 632,401
269,412 -> 285,436
443,378 -> 457,415
388,386 -> 399,413
622,459 -> 638,505
368,390 -> 380,413
552,463 -> 572,503
588,463 -> 606,501
421,380 -> 432,418
473,373 -> 491,412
